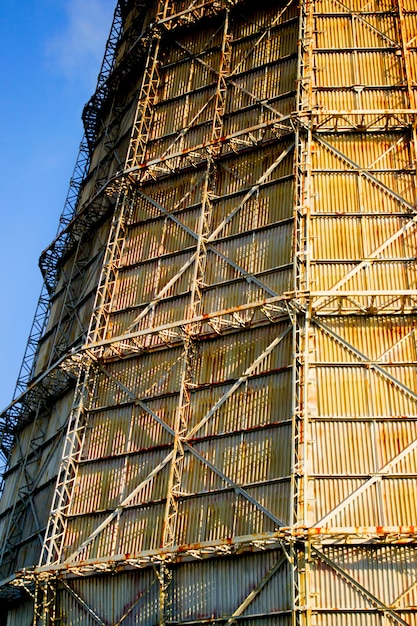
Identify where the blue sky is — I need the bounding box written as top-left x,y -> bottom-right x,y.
0,0 -> 115,409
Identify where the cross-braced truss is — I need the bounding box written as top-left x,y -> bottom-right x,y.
1,0 -> 417,624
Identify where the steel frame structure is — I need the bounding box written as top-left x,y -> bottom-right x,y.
1,0 -> 417,624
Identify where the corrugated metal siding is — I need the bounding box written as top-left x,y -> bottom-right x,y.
71,451 -> 171,515
3,0 -> 417,623
312,216 -> 417,260
83,401 -> 176,460
130,170 -> 203,223
56,0 -> 416,583
65,319 -> 293,554
0,387 -> 72,579
316,51 -> 403,87
317,366 -> 417,417
194,324 -> 292,384
217,144 -> 294,195
186,428 -> 290,488
170,550 -> 291,620
108,295 -> 191,345
6,600 -> 34,626
151,88 -> 216,139
64,502 -> 165,561
314,172 -> 411,214
58,569 -> 159,626
113,251 -> 194,309
106,137 -> 295,341
51,555 -> 289,626
123,212 -> 198,265
205,223 -> 292,281
315,0 -> 400,13
189,372 -> 292,436
201,276 -> 290,318
56,553 -> 292,624
313,134 -> 414,176
211,179 -> 294,235
310,310 -> 417,528
92,347 -> 184,408
312,545 -> 417,609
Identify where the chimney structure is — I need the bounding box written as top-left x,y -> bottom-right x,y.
1,1 -> 417,624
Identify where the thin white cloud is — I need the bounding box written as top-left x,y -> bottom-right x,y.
45,0 -> 115,89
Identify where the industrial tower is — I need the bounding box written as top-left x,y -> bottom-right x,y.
1,0 -> 417,624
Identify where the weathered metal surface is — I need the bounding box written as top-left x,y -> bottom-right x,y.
1,0 -> 417,623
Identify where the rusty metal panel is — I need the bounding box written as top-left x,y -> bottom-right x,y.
122,213 -> 199,266
317,366 -> 417,417
312,216 -> 417,260
175,477 -> 291,539
314,318 -> 417,417
113,251 -> 194,310
226,61 -> 297,111
56,553 -> 292,625
316,316 -> 416,362
170,550 -> 291,622
232,2 -> 297,39
131,170 -> 203,222
187,427 -> 291,488
311,421 -> 417,524
2,1 -> 417,624
5,600 -> 34,626
313,133 -> 414,174
63,502 -> 165,562
315,0 -> 400,13
194,325 -> 292,386
147,123 -> 213,162
70,452 -> 171,515
313,171 -> 411,214
92,347 -> 184,408
200,280 -> 278,320
231,22 -> 297,71
83,401 -> 176,460
163,27 -> 223,66
310,311 -> 417,530
224,108 -> 293,143
205,224 -> 292,285
58,569 -> 159,626
316,87 -> 409,115
217,143 -> 294,196
108,294 -> 190,343
315,15 -> 397,49
151,89 -> 216,139
311,545 -> 417,622
212,178 -> 294,234
190,372 -> 293,436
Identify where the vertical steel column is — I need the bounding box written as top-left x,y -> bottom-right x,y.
39,357 -> 95,566
396,0 -> 417,173
33,577 -> 56,626
88,5 -> 166,348
292,0 -> 314,624
161,330 -> 194,548
191,7 -> 232,318
87,187 -> 136,348
124,19 -> 162,173
161,7 -> 232,548
157,561 -> 172,626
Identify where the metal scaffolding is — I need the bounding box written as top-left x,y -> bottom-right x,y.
1,0 -> 417,624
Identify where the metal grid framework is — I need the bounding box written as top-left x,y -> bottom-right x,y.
1,0 -> 417,624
